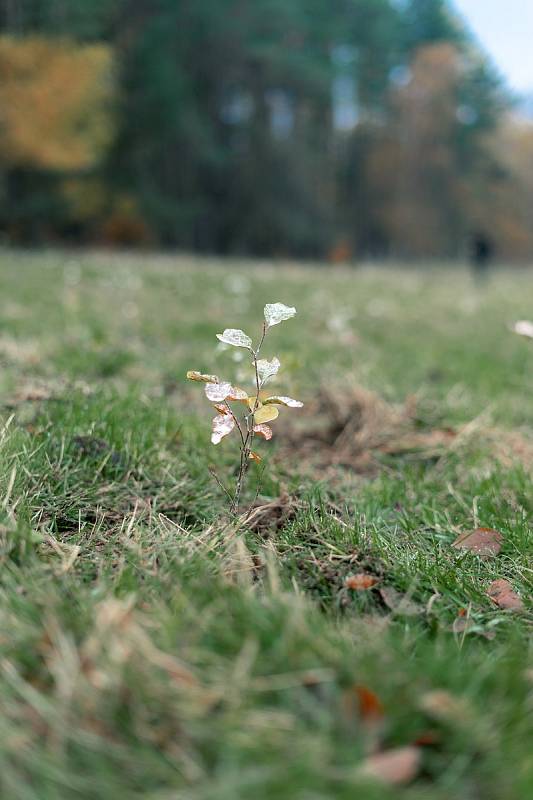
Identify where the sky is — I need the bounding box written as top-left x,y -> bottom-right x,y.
452,0 -> 533,93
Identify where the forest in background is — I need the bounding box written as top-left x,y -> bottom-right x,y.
1,0 -> 533,261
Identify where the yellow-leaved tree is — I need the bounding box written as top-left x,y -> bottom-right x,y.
0,36 -> 113,171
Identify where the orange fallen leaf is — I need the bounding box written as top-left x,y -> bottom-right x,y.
354,685 -> 384,721
452,527 -> 503,557
345,573 -> 379,591
486,579 -> 524,611
358,746 -> 421,785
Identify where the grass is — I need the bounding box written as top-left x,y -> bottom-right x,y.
0,249 -> 531,799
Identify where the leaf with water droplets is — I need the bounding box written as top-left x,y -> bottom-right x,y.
264,303 -> 296,328
205,382 -> 233,402
187,370 -> 219,383
253,424 -> 273,440
254,405 -> 279,424
256,357 -> 280,384
264,395 -> 303,408
211,414 -> 235,444
487,579 -> 524,611
216,329 -> 252,349
227,386 -> 248,402
452,528 -> 502,558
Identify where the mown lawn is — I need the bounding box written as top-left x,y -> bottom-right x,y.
0,250 -> 531,800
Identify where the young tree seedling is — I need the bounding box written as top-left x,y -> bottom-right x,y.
187,302 -> 303,512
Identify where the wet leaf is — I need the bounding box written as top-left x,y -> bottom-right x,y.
379,586 -> 423,616
486,579 -> 524,611
513,320 -> 533,339
358,746 -> 421,786
205,382 -> 233,402
186,370 -> 219,383
216,328 -> 252,349
211,414 -> 235,445
253,424 -> 273,440
257,357 -> 280,384
345,573 -> 379,590
264,303 -> 296,327
227,386 -> 248,401
264,395 -> 303,408
254,404 -> 279,424
249,451 -> 262,463
452,527 -> 503,557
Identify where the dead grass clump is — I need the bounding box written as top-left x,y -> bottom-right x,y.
279,385 -> 456,474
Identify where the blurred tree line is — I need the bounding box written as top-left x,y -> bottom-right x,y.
1,0 -> 532,259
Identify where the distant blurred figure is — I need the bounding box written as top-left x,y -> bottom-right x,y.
469,232 -> 494,283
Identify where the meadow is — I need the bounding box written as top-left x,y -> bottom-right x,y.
0,250 -> 531,799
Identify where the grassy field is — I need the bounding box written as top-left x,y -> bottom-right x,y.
0,250 -> 531,799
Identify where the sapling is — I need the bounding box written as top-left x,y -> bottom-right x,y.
187,303 -> 303,512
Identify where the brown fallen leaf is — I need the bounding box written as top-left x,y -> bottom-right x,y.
358,746 -> 421,785
451,617 -> 496,640
486,579 -> 524,611
345,573 -> 379,591
419,690 -> 472,724
379,586 -> 423,616
452,527 -> 503,557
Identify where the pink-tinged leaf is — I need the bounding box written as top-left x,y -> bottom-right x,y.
213,403 -> 229,414
264,303 -> 296,328
256,357 -> 280,384
249,451 -> 262,463
264,395 -> 303,408
254,404 -> 279,424
486,579 -> 524,611
211,414 -> 235,445
205,382 -> 232,402
216,329 -> 252,349
186,370 -> 219,383
513,320 -> 533,339
358,746 -> 421,786
227,386 -> 248,401
452,528 -> 503,558
253,424 -> 273,440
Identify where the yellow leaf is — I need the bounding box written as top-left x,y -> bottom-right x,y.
249,451 -> 262,463
254,405 -> 279,424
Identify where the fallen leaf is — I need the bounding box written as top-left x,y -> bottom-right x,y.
264,395 -> 304,408
345,573 -> 379,591
264,303 -> 296,327
216,328 -> 252,349
452,528 -> 503,557
486,579 -> 524,611
419,690 -> 471,723
254,405 -> 279,424
379,586 -> 423,616
451,617 -> 496,640
253,424 -> 273,440
186,370 -> 219,383
211,414 -> 235,445
354,685 -> 384,721
357,746 -> 421,786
